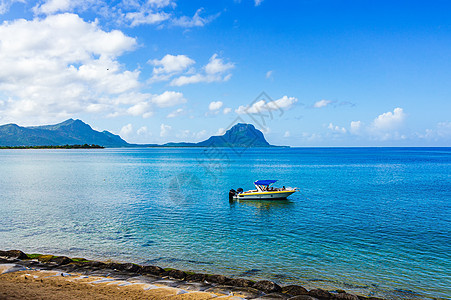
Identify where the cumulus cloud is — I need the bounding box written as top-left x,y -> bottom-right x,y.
417,122 -> 451,142
209,101 -> 223,111
0,13 -> 154,124
223,107 -> 232,114
236,96 -> 297,115
151,54 -> 195,75
284,131 -> 290,138
151,91 -> 186,108
328,123 -> 347,134
149,54 -> 195,82
0,14 -> 190,123
350,120 -> 362,135
313,99 -> 332,108
119,123 -> 133,138
137,126 -> 149,135
254,0 -> 263,6
170,54 -> 234,86
372,107 -> 405,131
160,123 -> 171,137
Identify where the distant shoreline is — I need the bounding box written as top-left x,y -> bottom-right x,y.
0,144 -> 104,149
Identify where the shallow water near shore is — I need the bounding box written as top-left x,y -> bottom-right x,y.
0,147 -> 450,299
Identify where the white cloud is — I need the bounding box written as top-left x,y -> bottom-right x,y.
313,99 -> 332,108
0,0 -> 25,15
170,54 -> 234,86
0,13 -> 151,124
372,107 -> 405,131
125,10 -> 170,27
209,101 -> 223,111
350,120 -> 362,135
147,0 -> 175,8
151,91 -> 186,108
151,54 -> 195,75
266,70 -> 273,79
254,0 -> 263,6
223,107 -> 232,114
120,123 -> 133,138
137,126 -> 149,135
160,123 -> 171,137
205,54 -> 234,74
284,131 -> 290,138
236,95 -> 297,115
31,1 -> 219,29
167,108 -> 184,118
417,122 -> 451,142
126,101 -> 153,118
216,128 -> 226,135
328,123 -> 347,134
172,8 -> 218,28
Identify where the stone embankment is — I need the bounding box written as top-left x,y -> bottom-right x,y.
0,250 -> 385,300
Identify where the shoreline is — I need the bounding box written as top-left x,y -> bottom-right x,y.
0,249 -> 386,300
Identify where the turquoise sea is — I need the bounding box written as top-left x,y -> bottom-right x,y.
0,147 -> 450,299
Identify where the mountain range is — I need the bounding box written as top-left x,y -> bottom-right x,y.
0,119 -> 278,148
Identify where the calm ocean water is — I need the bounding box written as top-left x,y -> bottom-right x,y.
0,147 -> 450,299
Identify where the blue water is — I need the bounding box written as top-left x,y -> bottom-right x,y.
0,147 -> 450,299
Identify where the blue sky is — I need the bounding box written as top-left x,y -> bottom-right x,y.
0,0 -> 450,146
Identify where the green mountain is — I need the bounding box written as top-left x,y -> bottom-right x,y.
0,119 -> 129,147
0,120 -> 279,148
165,123 -> 274,147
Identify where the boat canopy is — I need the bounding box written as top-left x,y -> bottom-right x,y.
254,180 -> 278,186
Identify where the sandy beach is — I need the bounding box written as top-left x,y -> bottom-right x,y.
0,250 -> 377,300
0,269 -> 239,300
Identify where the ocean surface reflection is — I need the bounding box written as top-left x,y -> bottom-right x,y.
0,147 -> 450,299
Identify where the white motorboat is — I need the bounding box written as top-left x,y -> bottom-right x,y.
229,180 -> 297,200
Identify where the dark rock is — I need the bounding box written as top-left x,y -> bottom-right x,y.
309,289 -> 331,300
186,273 -> 208,282
2,250 -> 28,259
255,292 -> 290,299
140,265 -> 164,276
228,278 -> 255,287
49,256 -> 72,265
288,296 -> 319,300
165,269 -> 186,280
102,262 -> 141,272
331,292 -> 359,300
206,274 -> 230,284
0,257 -> 11,263
254,280 -> 282,293
282,285 -> 309,296
119,263 -> 142,273
85,261 -> 106,268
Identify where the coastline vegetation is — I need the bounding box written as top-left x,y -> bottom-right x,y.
0,144 -> 104,149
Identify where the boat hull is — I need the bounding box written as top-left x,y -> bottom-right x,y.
234,190 -> 296,200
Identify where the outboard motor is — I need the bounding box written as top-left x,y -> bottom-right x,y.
229,189 -> 236,200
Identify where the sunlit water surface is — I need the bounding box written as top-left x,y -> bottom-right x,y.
0,147 -> 450,299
